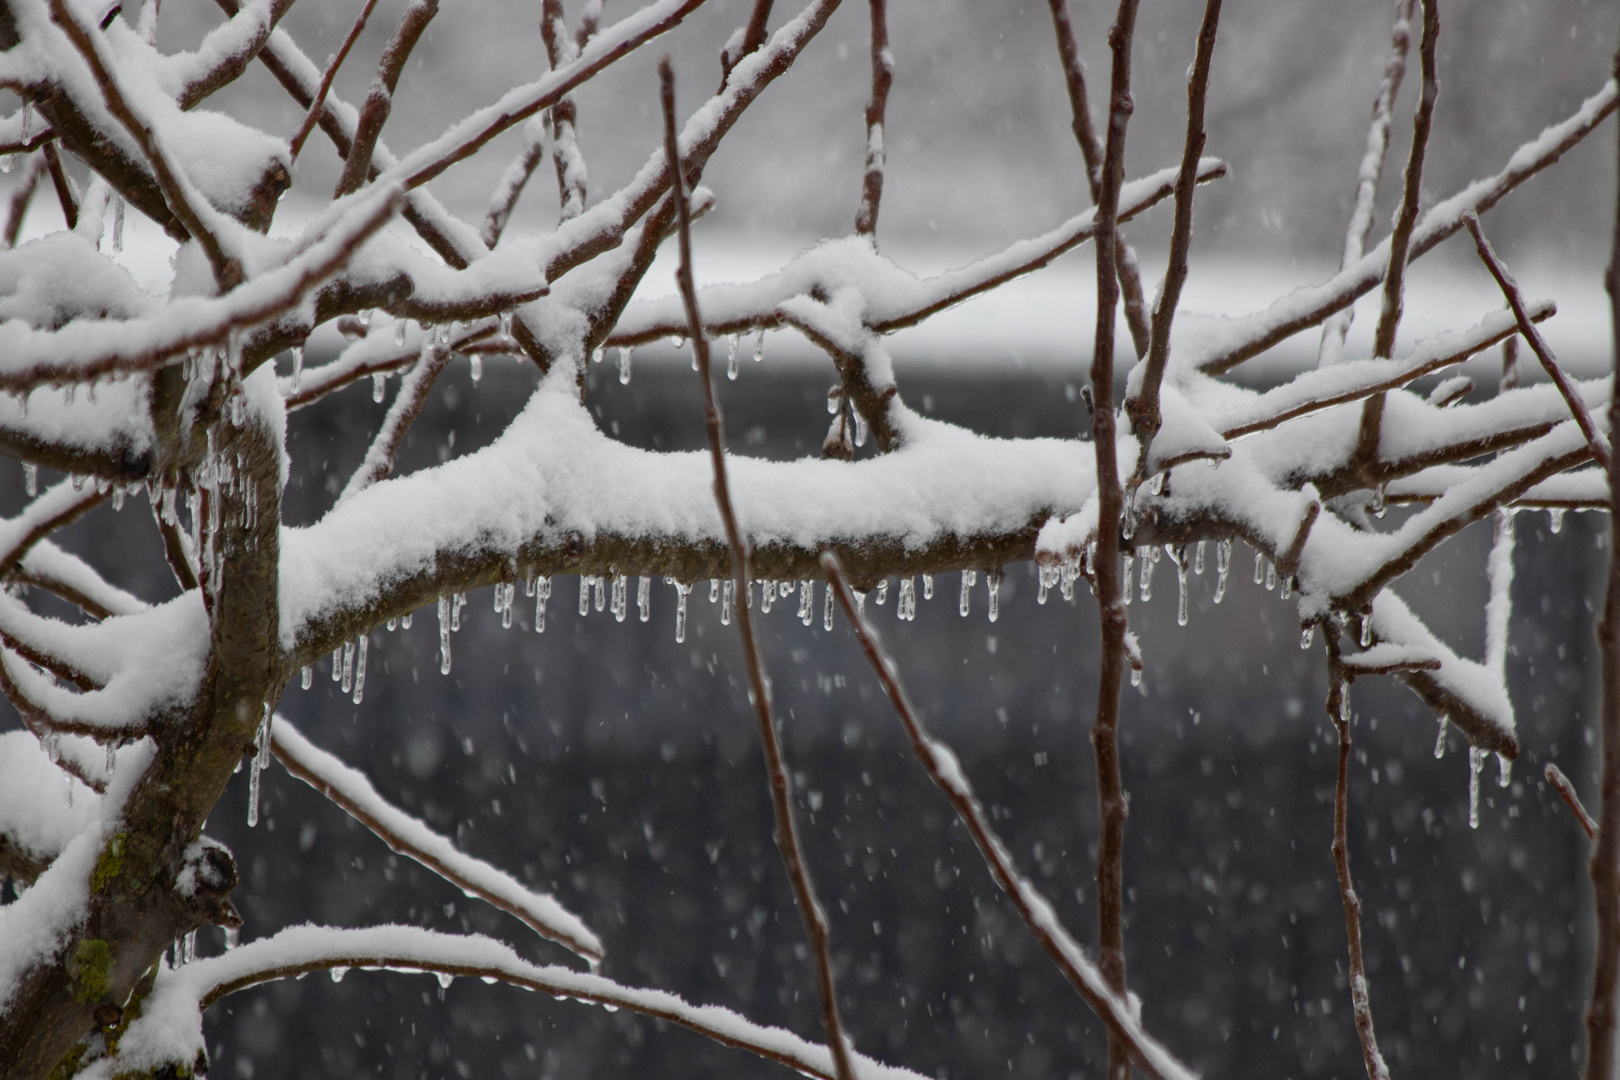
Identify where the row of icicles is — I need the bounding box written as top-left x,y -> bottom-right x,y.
589,328 -> 767,386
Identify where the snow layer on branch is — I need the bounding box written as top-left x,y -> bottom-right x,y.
104,924 -> 934,1080
271,717 -> 601,960
0,590 -> 208,736
0,728 -> 101,866
279,372 -> 1092,649
0,736 -> 156,1014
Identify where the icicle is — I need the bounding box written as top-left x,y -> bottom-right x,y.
395,319 -> 408,347
1370,482 -> 1387,517
611,574 -> 627,622
898,577 -> 916,620
1139,546 -> 1158,603
0,153 -> 11,174
594,576 -> 606,613
437,972 -> 453,989
674,580 -> 691,642
1253,550 -> 1264,585
111,196 -> 124,251
638,575 -> 651,623
618,347 -> 632,385
301,665 -> 312,689
874,580 -> 888,605
372,372 -> 386,402
1468,746 -> 1483,829
761,579 -> 776,613
1263,560 -> 1276,592
331,647 -> 343,682
854,410 -> 869,448
853,589 -> 867,614
183,930 -> 197,965
1279,574 -> 1292,601
42,731 -> 59,763
752,329 -> 765,363
1176,558 -> 1189,626
1339,680 -> 1351,722
960,570 -> 976,617
824,582 -> 836,630
799,580 -> 815,625
923,574 -> 934,600
710,579 -> 720,603
1549,508 -> 1566,534
1037,563 -> 1056,604
112,485 -> 124,511
1496,751 -> 1512,788
224,926 -> 239,951
247,750 -> 262,827
330,966 -> 348,983
451,592 -> 463,631
1122,553 -> 1134,606
1060,558 -> 1078,602
341,638 -> 355,693
727,334 -> 740,381
779,579 -> 795,596
1214,538 -> 1232,604
469,354 -> 483,383
291,346 -> 304,391
591,346 -> 605,365
438,596 -> 452,675
987,570 -> 1001,623
1360,613 -> 1373,648
721,579 -> 734,625
535,576 -> 551,632
402,612 -> 412,629
1130,668 -> 1142,687
500,310 -> 514,339
1193,540 -> 1206,575
22,463 -> 35,497
20,101 -> 32,143
1300,624 -> 1314,650
580,575 -> 591,616
351,634 -> 367,705
105,740 -> 117,774
357,308 -> 373,328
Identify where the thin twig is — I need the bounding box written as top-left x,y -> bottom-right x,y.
39,141 -> 76,230
288,0 -> 381,163
337,340 -> 452,502
47,0 -> 242,289
1319,0 -> 1416,367
660,56 -> 857,1080
1373,0 -> 1438,360
821,553 -> 1195,1080
480,118 -> 546,247
1044,0 -> 1150,357
1586,35 -> 1620,1080
1324,638 -> 1393,1080
1125,0 -> 1221,487
3,152 -> 45,248
853,0 -> 889,236
541,0 -> 590,224
334,0 -> 438,199
1547,762 -> 1598,840
1091,6 -> 1140,1080
1465,212 -> 1610,467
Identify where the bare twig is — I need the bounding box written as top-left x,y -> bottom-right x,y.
1318,0 -> 1416,367
337,341 -> 452,502
1548,762 -> 1598,841
271,717 -> 602,960
1044,0 -> 1150,357
39,141 -> 76,230
1323,640 -> 1393,1080
3,152 -> 45,248
1465,212 -> 1610,467
288,0 -> 381,163
821,553 -> 1195,1080
1090,6 -> 1140,1079
721,0 -> 774,84
660,56 -> 857,1080
853,0 -> 890,236
334,0 -> 438,199
1586,36 -> 1620,1080
1125,0 -> 1221,485
1373,0 -> 1438,360
47,0 -> 243,289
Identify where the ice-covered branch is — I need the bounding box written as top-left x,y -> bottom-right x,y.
166,0 -> 294,111
285,0 -> 378,162
332,0 -> 437,199
853,0 -> 889,237
540,0 -> 590,227
336,339 -> 450,502
0,478 -> 104,574
281,320 -> 494,409
109,925 -> 933,1080
1546,762 -> 1597,840
270,717 -> 602,961
13,538 -> 148,620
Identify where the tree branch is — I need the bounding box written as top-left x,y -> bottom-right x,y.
336,339 -> 451,501
852,0 -> 889,237
2,150 -> 45,248
333,0 -> 437,199
660,56 -> 857,1080
1465,211 -> 1610,467
287,0 -> 380,163
822,552 -> 1196,1080
1548,762 -> 1598,841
